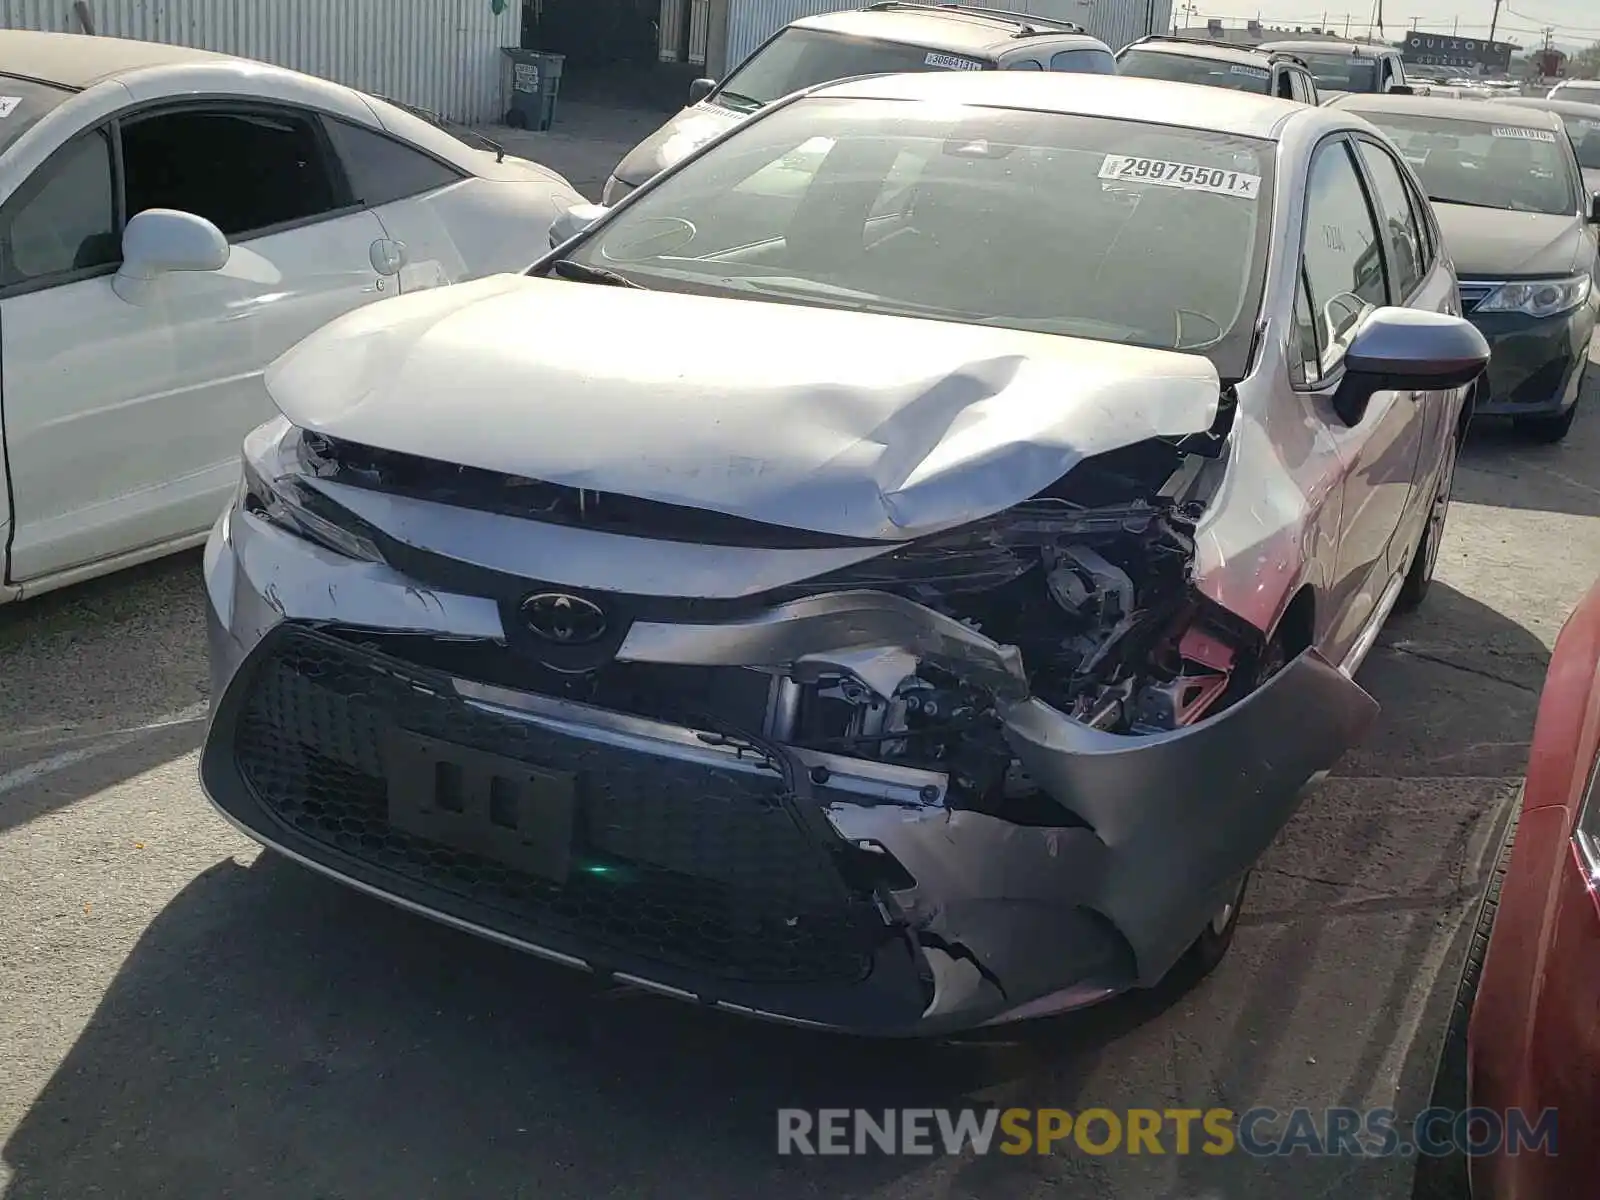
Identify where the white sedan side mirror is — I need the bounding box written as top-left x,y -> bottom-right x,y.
115,209 -> 229,298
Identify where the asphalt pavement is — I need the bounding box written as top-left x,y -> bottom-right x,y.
0,109 -> 1596,1197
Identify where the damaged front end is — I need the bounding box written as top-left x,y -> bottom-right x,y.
202,417 -> 1377,1035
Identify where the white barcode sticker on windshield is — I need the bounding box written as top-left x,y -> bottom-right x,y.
1492,126 -> 1556,142
0,97 -> 19,119
926,51 -> 985,70
1098,155 -> 1262,198
1230,65 -> 1270,78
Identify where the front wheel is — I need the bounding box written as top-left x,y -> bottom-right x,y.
1396,433 -> 1459,613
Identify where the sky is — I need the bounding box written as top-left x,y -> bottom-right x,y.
1212,0 -> 1600,46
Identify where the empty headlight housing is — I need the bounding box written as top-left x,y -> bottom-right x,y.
240,429 -> 385,563
1474,274 -> 1592,319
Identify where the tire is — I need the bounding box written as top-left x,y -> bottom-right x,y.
1397,431 -> 1459,613
1513,401 -> 1579,444
1173,869 -> 1251,982
1411,806 -> 1518,1200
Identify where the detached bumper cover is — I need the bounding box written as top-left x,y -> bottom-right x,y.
201,511 -> 1379,1035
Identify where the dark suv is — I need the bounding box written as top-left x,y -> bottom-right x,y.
1116,35 -> 1318,103
601,2 -> 1118,204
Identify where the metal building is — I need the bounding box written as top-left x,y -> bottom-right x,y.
0,0 -> 521,122
657,0 -> 1176,77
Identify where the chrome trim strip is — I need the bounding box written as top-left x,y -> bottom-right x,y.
611,973 -> 700,1001
451,676 -> 948,805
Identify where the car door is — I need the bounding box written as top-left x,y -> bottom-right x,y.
0,102 -> 391,585
1353,135 -> 1457,575
1293,136 -> 1425,663
319,116 -> 478,293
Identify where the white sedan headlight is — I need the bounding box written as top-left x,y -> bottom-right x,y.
1473,274 -> 1592,319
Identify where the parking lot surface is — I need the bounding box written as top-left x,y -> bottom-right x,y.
1,348 -> 1593,1199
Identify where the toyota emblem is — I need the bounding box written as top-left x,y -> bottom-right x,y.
520,593 -> 608,645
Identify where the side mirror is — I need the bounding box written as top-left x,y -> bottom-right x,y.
548,202 -> 610,250
118,209 -> 228,281
688,77 -> 716,105
1332,307 -> 1490,427
1589,192 -> 1600,224
1389,83 -> 1414,95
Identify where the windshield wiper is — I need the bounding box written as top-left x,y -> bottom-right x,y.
546,260 -> 644,288
714,90 -> 763,112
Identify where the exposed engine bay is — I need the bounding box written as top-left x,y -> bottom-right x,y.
285,409 -> 1266,822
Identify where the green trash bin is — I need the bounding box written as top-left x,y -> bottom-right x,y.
502,48 -> 565,131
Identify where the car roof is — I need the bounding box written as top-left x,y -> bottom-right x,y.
809,70 -> 1323,139
1331,91 -> 1569,129
1120,38 -> 1282,68
1258,39 -> 1390,57
0,29 -> 236,90
793,3 -> 1096,57
1497,95 -> 1600,118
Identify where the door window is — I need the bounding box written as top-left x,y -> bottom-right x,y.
323,118 -> 465,206
1290,267 -> 1322,386
1355,140 -> 1425,298
1051,48 -> 1116,74
1290,71 -> 1314,103
1300,139 -> 1387,378
120,106 -> 345,239
0,129 -> 118,287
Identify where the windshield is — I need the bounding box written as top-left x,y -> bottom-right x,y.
1357,111 -> 1579,215
1560,112 -> 1600,170
712,28 -> 991,113
1298,53 -> 1378,92
555,97 -> 1273,371
0,75 -> 76,158
1116,49 -> 1272,94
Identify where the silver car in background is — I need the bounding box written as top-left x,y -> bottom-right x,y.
200,73 -> 1487,1036
600,2 -> 1115,205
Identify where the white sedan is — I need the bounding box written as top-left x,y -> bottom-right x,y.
0,30 -> 584,603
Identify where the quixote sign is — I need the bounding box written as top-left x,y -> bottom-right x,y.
1401,32 -> 1516,71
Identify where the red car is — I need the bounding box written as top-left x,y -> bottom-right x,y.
1425,577 -> 1600,1197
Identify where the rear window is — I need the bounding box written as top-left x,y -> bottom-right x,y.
1355,111 -> 1580,215
1553,81 -> 1600,101
561,96 -> 1274,376
0,74 -> 78,158
1297,52 -> 1378,93
713,28 -> 991,113
1116,49 -> 1271,94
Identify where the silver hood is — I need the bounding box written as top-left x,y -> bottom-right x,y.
264,274 -> 1222,543
610,103 -> 745,189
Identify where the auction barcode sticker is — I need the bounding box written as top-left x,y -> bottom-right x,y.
1492,126 -> 1556,142
1098,155 -> 1262,198
926,51 -> 985,70
1230,65 -> 1270,78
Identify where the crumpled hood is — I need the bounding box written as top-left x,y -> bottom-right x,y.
265,274 -> 1222,543
1435,203 -> 1586,278
611,104 -> 745,188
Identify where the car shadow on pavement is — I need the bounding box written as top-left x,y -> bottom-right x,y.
0,585 -> 1548,1200
1452,371 -> 1600,518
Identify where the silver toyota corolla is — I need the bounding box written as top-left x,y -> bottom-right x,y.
199,72 -> 1489,1036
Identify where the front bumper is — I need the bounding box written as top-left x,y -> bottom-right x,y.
200,504 -> 1377,1036
1467,303 -> 1595,418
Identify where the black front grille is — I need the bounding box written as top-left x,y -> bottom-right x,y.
231,628 -> 885,985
